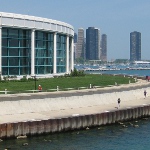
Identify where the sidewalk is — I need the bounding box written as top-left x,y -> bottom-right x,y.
0,79 -> 150,124
0,80 -> 150,124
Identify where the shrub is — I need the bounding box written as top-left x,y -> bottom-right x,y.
20,76 -> 28,82
70,68 -> 85,77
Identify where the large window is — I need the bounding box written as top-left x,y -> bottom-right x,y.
56,34 -> 66,73
2,28 -> 31,75
35,31 -> 54,74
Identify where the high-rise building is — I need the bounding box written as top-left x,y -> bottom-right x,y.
74,33 -> 77,60
130,31 -> 141,61
76,28 -> 84,59
74,33 -> 77,43
74,43 -> 77,60
100,34 -> 107,62
86,27 -> 100,60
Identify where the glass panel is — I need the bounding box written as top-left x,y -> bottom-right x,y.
20,48 -> 29,56
37,58 -> 45,65
9,67 -> 19,75
9,57 -> 19,66
20,39 -> 29,47
20,58 -> 28,66
2,48 -> 8,56
20,67 -> 28,75
2,28 -> 7,37
9,48 -> 19,56
2,57 -> 8,66
2,67 -> 8,75
9,39 -> 19,47
8,29 -> 18,38
2,38 -> 8,47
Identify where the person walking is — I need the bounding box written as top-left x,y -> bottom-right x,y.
117,98 -> 121,109
144,90 -> 147,98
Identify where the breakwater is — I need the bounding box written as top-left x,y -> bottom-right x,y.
0,81 -> 150,139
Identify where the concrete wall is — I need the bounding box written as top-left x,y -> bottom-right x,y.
0,104 -> 150,139
0,87 -> 149,115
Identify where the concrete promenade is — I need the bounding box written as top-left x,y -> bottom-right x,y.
0,79 -> 150,138
0,79 -> 150,123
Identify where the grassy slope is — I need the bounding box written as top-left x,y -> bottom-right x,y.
0,74 -> 135,92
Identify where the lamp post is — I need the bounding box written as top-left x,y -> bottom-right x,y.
31,74 -> 36,90
34,75 -> 36,90
0,71 -> 1,81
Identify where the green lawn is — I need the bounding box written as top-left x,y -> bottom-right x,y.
0,74 -> 135,93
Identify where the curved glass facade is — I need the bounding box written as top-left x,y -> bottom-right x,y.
2,28 -> 31,75
1,27 -> 73,76
0,12 -> 74,76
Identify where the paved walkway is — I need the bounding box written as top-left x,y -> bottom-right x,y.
0,79 -> 150,124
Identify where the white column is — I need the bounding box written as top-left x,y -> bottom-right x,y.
71,37 -> 74,71
66,35 -> 69,73
53,32 -> 57,74
0,27 -> 2,75
31,29 -> 35,76
0,27 -> 2,76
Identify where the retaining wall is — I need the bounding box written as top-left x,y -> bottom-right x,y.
0,87 -> 149,115
0,105 -> 150,139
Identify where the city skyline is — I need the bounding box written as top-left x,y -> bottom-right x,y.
0,0 -> 150,60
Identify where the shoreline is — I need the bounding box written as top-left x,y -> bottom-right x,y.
0,79 -> 150,139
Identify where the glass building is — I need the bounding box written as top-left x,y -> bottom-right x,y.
0,12 -> 74,76
130,31 -> 141,62
100,34 -> 107,62
86,27 -> 100,60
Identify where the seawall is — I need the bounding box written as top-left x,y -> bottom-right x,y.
0,80 -> 150,139
0,105 -> 149,139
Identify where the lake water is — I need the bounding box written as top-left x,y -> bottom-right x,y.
1,67 -> 150,150
1,118 -> 150,150
76,64 -> 150,77
87,69 -> 150,77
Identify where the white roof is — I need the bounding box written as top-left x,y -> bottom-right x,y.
0,12 -> 74,36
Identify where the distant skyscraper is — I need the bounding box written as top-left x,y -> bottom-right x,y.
83,38 -> 86,60
74,33 -> 77,43
100,34 -> 107,62
86,27 -> 100,60
76,28 -> 84,59
74,43 -> 77,60
74,33 -> 78,60
130,31 -> 141,61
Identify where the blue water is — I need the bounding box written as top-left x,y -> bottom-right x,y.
76,64 -> 150,77
1,118 -> 150,150
89,69 -> 150,77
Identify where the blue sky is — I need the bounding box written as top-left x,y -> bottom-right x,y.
0,0 -> 150,60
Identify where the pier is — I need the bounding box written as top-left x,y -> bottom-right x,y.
83,67 -> 150,72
